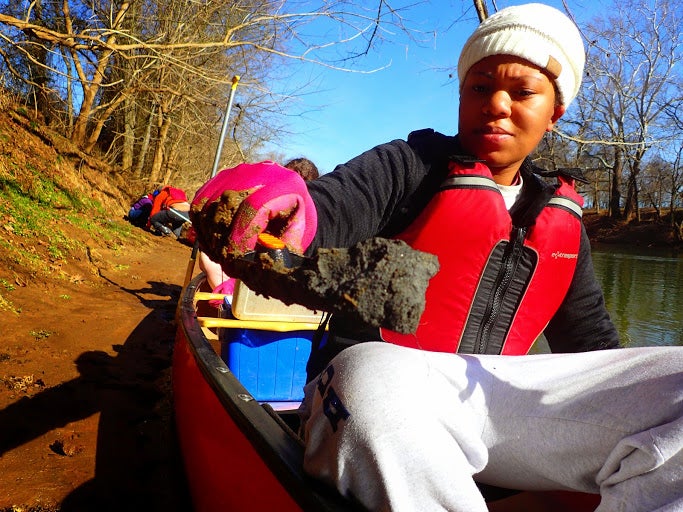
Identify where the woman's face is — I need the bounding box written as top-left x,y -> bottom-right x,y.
458,55 -> 565,185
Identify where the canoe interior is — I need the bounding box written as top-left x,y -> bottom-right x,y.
174,274 -> 359,511
173,274 -> 600,511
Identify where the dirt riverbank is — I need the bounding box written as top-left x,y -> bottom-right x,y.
0,233 -> 195,511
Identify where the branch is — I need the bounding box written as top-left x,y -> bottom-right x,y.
553,128 -> 669,147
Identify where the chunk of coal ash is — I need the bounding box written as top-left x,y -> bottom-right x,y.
221,238 -> 439,334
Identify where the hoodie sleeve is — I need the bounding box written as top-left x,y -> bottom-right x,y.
304,138 -> 430,253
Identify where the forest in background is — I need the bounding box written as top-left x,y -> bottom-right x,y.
0,0 -> 681,240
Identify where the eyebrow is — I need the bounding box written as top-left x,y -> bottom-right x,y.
472,71 -> 546,83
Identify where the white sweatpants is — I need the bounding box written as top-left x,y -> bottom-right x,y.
299,343 -> 683,512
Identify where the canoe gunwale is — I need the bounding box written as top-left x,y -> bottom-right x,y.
177,274 -> 360,511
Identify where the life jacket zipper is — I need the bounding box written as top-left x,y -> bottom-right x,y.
475,226 -> 528,354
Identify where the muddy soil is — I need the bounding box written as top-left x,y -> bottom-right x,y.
191,189 -> 439,333
0,233 -> 196,511
215,238 -> 440,334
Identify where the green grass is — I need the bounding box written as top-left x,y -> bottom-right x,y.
0,237 -> 44,274
0,122 -> 157,287
0,293 -> 18,314
29,329 -> 53,340
67,212 -> 137,247
0,168 -> 144,278
0,279 -> 15,313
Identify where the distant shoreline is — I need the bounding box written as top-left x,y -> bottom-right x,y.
584,211 -> 682,249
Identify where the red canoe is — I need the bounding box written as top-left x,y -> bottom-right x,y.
172,274 -> 600,511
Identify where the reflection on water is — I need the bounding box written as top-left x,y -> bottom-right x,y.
591,245 -> 682,348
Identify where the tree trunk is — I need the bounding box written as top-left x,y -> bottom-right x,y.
66,1 -> 124,148
624,157 -> 643,222
675,217 -> 683,242
670,186 -> 678,228
134,107 -> 155,179
610,149 -> 623,219
122,96 -> 136,172
149,105 -> 171,184
83,94 -> 127,154
473,0 -> 489,21
59,47 -> 74,136
594,174 -> 601,214
624,176 -> 637,222
163,131 -> 183,185
29,0 -> 53,125
71,85 -> 97,146
655,179 -> 662,220
69,47 -> 116,147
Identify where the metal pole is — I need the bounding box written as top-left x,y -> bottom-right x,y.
168,208 -> 191,224
210,75 -> 241,179
181,75 -> 241,295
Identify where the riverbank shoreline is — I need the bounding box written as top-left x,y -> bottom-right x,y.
583,210 -> 682,250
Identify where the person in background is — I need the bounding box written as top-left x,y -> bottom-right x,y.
126,189 -> 157,228
147,185 -> 190,237
283,157 -> 320,181
190,3 -> 683,511
198,157 -> 319,301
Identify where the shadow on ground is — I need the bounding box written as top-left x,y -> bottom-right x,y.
0,280 -> 192,512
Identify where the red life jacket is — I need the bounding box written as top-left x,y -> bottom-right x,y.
381,160 -> 584,355
163,187 -> 188,208
147,186 -> 188,226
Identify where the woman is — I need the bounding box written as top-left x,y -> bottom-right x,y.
190,4 -> 682,510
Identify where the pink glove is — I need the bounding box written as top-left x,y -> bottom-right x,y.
191,161 -> 317,258
208,279 -> 236,308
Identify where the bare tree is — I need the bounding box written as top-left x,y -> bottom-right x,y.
560,0 -> 683,221
0,0 -> 420,188
663,99 -> 683,237
641,155 -> 671,219
670,145 -> 683,241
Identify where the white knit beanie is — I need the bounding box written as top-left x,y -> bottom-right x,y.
457,3 -> 585,107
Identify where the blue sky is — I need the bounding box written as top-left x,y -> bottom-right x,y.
262,0 -> 602,174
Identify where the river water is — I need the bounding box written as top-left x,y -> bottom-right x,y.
591,245 -> 683,348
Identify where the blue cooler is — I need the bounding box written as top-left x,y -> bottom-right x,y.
220,279 -> 325,403
222,327 -> 313,402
